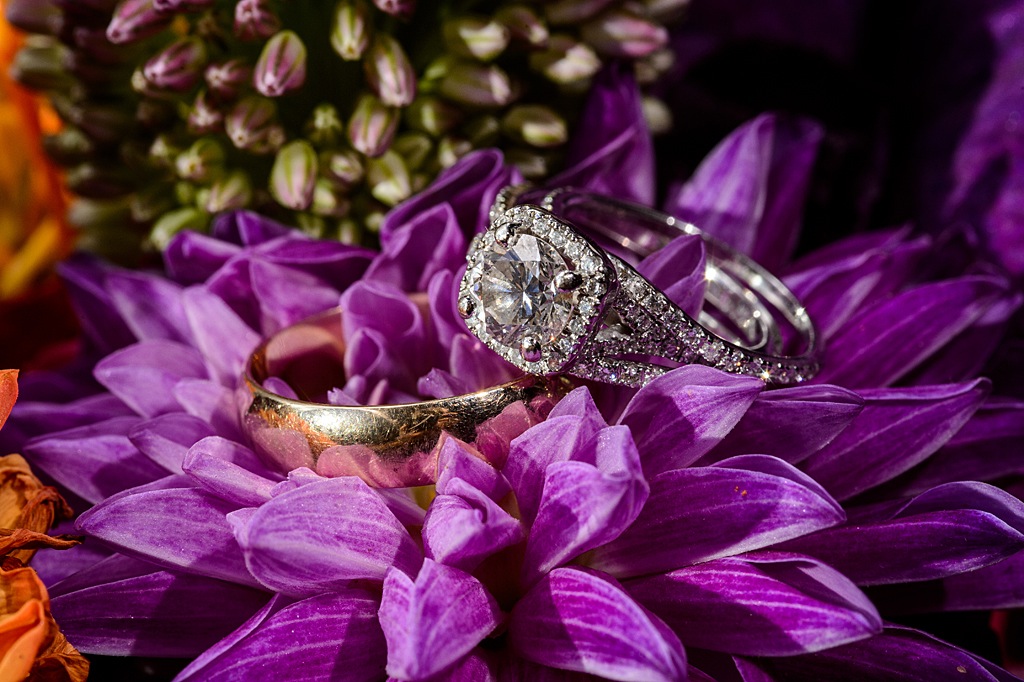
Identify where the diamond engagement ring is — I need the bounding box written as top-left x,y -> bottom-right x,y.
240,307 -> 568,487
458,186 -> 820,388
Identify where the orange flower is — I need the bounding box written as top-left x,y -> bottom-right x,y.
0,370 -> 88,682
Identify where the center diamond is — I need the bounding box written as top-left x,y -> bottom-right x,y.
472,233 -> 575,347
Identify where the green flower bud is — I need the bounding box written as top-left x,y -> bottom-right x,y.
175,137 -> 226,182
254,30 -> 307,97
435,135 -> 472,169
364,34 -> 416,107
205,170 -> 254,212
443,16 -> 510,62
347,93 -> 399,157
529,34 -> 601,85
581,7 -> 668,58
130,183 -> 177,223
464,115 -> 500,147
311,178 -> 352,218
331,0 -> 372,61
226,95 -> 279,151
10,37 -> 72,91
404,97 -> 463,136
545,0 -> 616,25
306,104 -> 345,148
502,104 -> 567,148
366,149 -> 411,206
439,61 -> 515,108
642,95 -> 673,135
495,5 -> 549,47
321,149 -> 365,187
391,132 -> 432,171
506,146 -> 553,178
270,140 -> 318,210
150,207 -> 209,250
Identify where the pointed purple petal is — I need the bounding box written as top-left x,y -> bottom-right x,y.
434,435 -> 511,502
129,413 -> 217,473
814,275 -> 1010,388
552,66 -> 655,205
105,269 -> 192,343
618,365 -> 763,477
753,626 -> 1016,682
381,559 -> 502,680
59,255 -> 138,353
212,210 -> 292,245
50,567 -> 268,657
172,378 -> 244,441
76,485 -> 258,586
182,285 -> 262,385
590,455 -> 844,578
637,234 -> 707,317
782,482 -> 1024,585
380,149 -> 513,246
422,478 -> 524,572
523,426 -> 648,585
366,203 -> 467,292
175,589 -> 386,681
24,416 -> 166,504
254,235 -> 373,291
627,552 -> 881,656
801,380 -> 990,501
249,259 -> 341,332
509,567 -> 687,682
165,231 -> 243,284
94,340 -> 208,418
665,114 -> 822,270
234,477 -> 421,596
183,436 -> 278,506
707,384 -> 864,465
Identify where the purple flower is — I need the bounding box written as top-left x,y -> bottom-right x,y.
7,70 -> 1024,679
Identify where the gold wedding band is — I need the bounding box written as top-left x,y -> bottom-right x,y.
240,307 -> 567,487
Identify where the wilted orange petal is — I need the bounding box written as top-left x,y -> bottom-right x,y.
30,628 -> 89,682
0,370 -> 16,432
0,565 -> 47,611
0,598 -> 47,681
0,530 -> 80,558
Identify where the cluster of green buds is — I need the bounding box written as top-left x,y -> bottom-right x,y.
6,0 -> 685,260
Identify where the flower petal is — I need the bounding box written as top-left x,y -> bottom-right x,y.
814,275 -> 1010,388
522,426 -> 648,584
254,235 -> 372,291
422,478 -> 524,572
750,625 -> 1017,681
174,589 -> 386,681
76,484 -> 257,586
618,365 -> 763,477
181,285 -> 261,385
627,552 -> 882,656
781,482 -> 1024,585
366,203 -> 467,292
24,417 -> 166,504
234,477 -> 421,596
801,380 -> 990,500
129,413 -> 217,473
590,455 -> 844,578
105,269 -> 192,344
172,379 -> 244,442
249,259 -> 342,332
869,551 -> 1024,613
665,113 -> 822,269
435,435 -> 511,502
706,384 -> 864,465
182,437 -> 278,507
509,566 -> 687,682
637,234 -> 707,317
58,255 -> 138,353
94,340 -> 208,418
380,559 -> 502,680
165,231 -> 242,284
49,564 -> 268,657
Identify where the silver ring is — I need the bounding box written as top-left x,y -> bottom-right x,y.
457,186 -> 820,387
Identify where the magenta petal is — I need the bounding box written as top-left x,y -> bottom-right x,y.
24,417 -> 166,504
165,231 -> 243,284
814,275 -> 1010,388
637,234 -> 707,317
552,66 -> 655,205
254,235 -> 373,291
183,437 -> 277,506
522,426 -> 648,585
422,478 -> 524,572
105,269 -> 192,344
707,384 -> 864,465
182,285 -> 262,385
50,565 -> 268,657
234,477 -> 421,596
509,567 -> 687,682
129,413 -> 217,472
801,380 -> 990,501
76,484 -> 258,586
871,551 -> 1024,613
94,340 -> 208,418
590,455 -> 843,578
380,149 -> 512,245
889,397 -> 1024,495
249,259 -> 341,332
780,482 -> 1024,585
172,378 -> 244,441
627,552 -> 881,656
545,386 -> 607,427
503,415 -> 603,526
176,589 -> 386,682
753,625 -> 1018,682
665,113 -> 822,270
618,365 -> 763,477
380,559 -> 502,680
366,203 -> 467,292
435,435 -> 511,503
59,255 -> 138,353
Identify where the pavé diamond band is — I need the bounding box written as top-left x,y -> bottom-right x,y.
240,307 -> 568,486
458,186 -> 821,388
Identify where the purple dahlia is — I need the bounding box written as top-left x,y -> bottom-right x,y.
5,71 -> 1024,680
